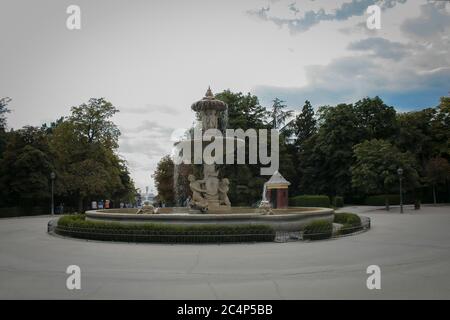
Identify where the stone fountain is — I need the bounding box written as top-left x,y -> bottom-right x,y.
188,87 -> 231,213
85,87 -> 334,232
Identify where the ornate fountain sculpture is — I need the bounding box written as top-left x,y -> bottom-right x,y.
189,87 -> 231,213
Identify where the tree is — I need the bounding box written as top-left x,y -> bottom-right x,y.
293,100 -> 316,151
111,158 -> 137,205
0,97 -> 11,130
152,155 -> 175,206
0,97 -> 135,212
69,98 -> 120,149
41,117 -> 65,135
354,96 -> 397,141
49,99 -> 132,211
215,91 -> 270,205
0,126 -> 53,206
425,157 -> 450,204
298,97 -> 399,197
299,103 -> 361,196
433,96 -> 450,156
269,98 -> 293,130
50,120 -> 126,211
0,98 -> 12,160
351,139 -> 420,210
439,96 -> 450,112
215,90 -> 269,130
396,108 -> 437,167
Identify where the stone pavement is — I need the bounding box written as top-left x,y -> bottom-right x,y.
0,205 -> 449,299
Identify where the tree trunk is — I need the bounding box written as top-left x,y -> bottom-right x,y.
385,196 -> 390,211
78,197 -> 84,213
432,185 -> 436,205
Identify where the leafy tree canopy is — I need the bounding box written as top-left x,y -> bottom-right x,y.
69,98 -> 120,149
351,139 -> 420,195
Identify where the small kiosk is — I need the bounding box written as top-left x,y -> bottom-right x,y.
265,171 -> 291,209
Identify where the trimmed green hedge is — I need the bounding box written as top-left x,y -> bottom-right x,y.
0,206 -> 47,218
334,212 -> 361,225
334,212 -> 362,235
365,194 -> 398,206
56,214 -> 276,243
289,195 -> 330,208
332,196 -> 344,208
302,220 -> 333,240
365,194 -> 416,206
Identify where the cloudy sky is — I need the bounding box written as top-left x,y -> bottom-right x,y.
1,0 -> 449,192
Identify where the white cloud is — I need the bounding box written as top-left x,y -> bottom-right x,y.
247,0 -> 408,34
254,1 -> 450,110
2,0 -> 448,193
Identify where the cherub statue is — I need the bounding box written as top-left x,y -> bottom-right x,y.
259,200 -> 273,215
136,201 -> 155,214
188,174 -> 208,210
218,178 -> 231,207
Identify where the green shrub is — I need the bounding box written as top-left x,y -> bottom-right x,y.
332,196 -> 344,208
0,206 -> 47,218
344,195 -> 366,205
289,195 -> 330,208
334,212 -> 361,225
365,194 -> 417,206
56,214 -> 276,243
302,220 -> 333,240
365,194 -> 398,206
334,212 -> 362,235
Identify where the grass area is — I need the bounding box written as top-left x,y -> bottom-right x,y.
289,195 -> 331,208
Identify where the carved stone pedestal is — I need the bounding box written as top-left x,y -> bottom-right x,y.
206,200 -> 231,214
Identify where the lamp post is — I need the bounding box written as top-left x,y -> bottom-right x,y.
397,168 -> 403,214
50,172 -> 56,216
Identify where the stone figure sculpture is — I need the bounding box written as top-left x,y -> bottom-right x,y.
136,201 -> 155,214
188,87 -> 231,213
188,174 -> 208,210
203,165 -> 220,201
259,200 -> 273,215
218,178 -> 231,206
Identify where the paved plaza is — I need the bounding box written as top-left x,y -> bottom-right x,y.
0,205 -> 449,299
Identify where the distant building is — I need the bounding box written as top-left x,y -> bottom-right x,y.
141,191 -> 155,204
265,171 -> 291,209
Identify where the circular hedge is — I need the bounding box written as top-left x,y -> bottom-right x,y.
334,212 -> 363,235
55,214 -> 276,243
302,212 -> 367,241
302,220 -> 333,240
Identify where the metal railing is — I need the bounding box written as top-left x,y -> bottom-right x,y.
48,216 -> 371,243
275,215 -> 371,242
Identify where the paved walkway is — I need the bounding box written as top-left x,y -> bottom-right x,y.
0,205 -> 449,299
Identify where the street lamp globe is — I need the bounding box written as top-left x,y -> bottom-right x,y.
50,172 -> 56,180
397,168 -> 403,176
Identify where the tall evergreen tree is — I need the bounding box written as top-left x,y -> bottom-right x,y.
293,100 -> 316,151
269,98 -> 293,130
0,97 -> 11,160
0,97 -> 11,131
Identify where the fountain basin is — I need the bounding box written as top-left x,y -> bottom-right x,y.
85,207 -> 334,232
